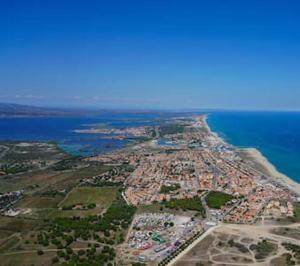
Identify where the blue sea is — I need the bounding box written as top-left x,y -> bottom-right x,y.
207,111 -> 300,183
0,111 -> 299,183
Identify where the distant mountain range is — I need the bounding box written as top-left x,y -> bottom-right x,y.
0,103 -> 97,116
0,103 -> 163,116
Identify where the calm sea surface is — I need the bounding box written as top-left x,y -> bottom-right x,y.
208,111 -> 300,183
0,111 -> 299,183
0,113 -> 173,156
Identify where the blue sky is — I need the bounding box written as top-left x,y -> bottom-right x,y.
0,0 -> 300,110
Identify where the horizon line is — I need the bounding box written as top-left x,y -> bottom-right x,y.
1,101 -> 300,113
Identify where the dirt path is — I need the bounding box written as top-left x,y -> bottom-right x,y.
171,222 -> 300,266
167,225 -> 220,266
1,246 -> 102,256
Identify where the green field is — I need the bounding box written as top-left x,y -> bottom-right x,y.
16,195 -> 64,209
0,148 -> 126,265
0,141 -> 67,176
137,203 -> 164,214
164,197 -> 205,216
60,187 -> 117,208
0,216 -> 43,254
48,209 -> 101,218
293,202 -> 300,220
160,183 -> 180,194
0,216 -> 42,233
0,230 -> 13,240
0,250 -> 57,266
0,235 -> 20,253
0,163 -> 111,193
206,191 -> 234,209
159,123 -> 186,136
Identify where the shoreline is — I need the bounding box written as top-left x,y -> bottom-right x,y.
239,147 -> 300,195
204,115 -> 300,196
202,114 -> 226,145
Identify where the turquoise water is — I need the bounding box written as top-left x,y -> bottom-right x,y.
0,112 -> 178,156
207,112 -> 300,183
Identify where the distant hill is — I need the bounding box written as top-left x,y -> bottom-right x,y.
0,103 -> 161,116
0,103 -> 92,116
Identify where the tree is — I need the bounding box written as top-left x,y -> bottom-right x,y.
66,247 -> 73,254
52,257 -> 59,264
37,250 -> 44,255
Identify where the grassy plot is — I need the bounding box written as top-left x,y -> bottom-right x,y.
48,209 -> 101,218
0,250 -> 57,266
0,235 -> 20,253
60,187 -> 117,209
136,203 -> 164,214
0,217 -> 43,253
0,141 -> 67,175
0,163 -> 111,193
164,197 -> 205,216
159,123 -> 186,136
16,195 -> 64,209
0,230 -> 13,240
206,191 -> 234,209
293,202 -> 300,221
0,170 -> 56,193
0,216 -> 42,233
160,183 -> 180,194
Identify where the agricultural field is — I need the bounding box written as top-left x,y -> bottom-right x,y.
136,203 -> 165,214
16,194 -> 64,209
0,250 -> 58,266
0,141 -> 67,175
0,148 -> 124,266
0,216 -> 42,233
60,187 -> 117,209
0,216 -> 45,257
0,185 -> 132,265
0,163 -> 110,193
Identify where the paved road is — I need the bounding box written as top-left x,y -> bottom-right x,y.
167,225 -> 220,266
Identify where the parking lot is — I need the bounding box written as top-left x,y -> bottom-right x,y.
121,212 -> 203,264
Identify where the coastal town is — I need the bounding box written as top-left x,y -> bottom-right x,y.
1,0 -> 300,265
83,114 -> 300,265
0,114 -> 300,266
88,115 -> 297,223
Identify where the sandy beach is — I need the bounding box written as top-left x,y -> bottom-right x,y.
238,147 -> 300,195
202,114 -> 226,145
204,114 -> 300,196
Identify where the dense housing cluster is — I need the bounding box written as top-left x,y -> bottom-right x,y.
1,114 -> 299,266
